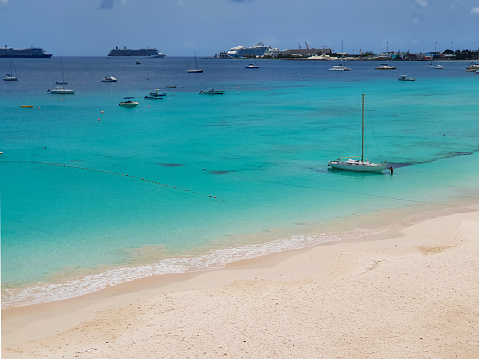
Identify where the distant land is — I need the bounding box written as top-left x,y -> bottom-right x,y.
213,42 -> 479,61
2,44 -> 478,61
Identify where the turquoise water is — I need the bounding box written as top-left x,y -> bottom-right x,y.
2,57 -> 479,307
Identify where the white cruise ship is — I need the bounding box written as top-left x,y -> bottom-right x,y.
226,42 -> 281,58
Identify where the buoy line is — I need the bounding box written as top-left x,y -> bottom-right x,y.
0,160 -> 219,200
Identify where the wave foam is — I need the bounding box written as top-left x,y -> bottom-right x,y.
2,226 -> 394,308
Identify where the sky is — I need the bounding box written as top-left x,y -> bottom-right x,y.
1,0 -> 479,57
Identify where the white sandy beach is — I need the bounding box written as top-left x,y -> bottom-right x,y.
2,210 -> 479,358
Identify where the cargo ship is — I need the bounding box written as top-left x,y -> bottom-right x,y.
0,46 -> 52,58
107,47 -> 166,58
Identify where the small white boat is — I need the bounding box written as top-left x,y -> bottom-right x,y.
398,75 -> 416,81
47,86 -> 75,94
426,41 -> 443,69
329,65 -> 351,71
375,41 -> 396,70
328,94 -> 388,173
119,97 -> 139,107
144,89 -> 166,99
199,87 -> 224,95
102,76 -> 117,82
245,63 -> 259,69
3,58 -> 18,81
466,63 -> 479,72
329,40 -> 351,71
187,53 -> 203,73
56,56 -> 68,84
3,73 -> 17,81
375,63 -> 396,70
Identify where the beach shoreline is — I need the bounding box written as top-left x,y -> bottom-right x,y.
2,208 -> 479,358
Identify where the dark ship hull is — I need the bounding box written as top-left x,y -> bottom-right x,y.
0,47 -> 52,58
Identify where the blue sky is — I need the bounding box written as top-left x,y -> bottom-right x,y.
1,0 -> 479,56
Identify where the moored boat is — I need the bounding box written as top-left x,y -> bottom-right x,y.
47,86 -> 75,94
102,76 -> 117,82
328,94 -> 388,173
375,42 -> 396,70
119,97 -> 139,107
3,58 -> 18,81
329,40 -> 351,71
375,63 -> 397,70
144,89 -> 166,99
466,63 -> 479,72
398,75 -> 415,81
3,73 -> 17,81
199,87 -> 224,95
187,53 -> 203,73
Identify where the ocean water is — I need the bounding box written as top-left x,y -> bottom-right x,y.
1,57 -> 479,307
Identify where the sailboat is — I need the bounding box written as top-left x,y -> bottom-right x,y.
3,57 -> 18,81
375,41 -> 396,70
245,48 -> 259,68
426,41 -> 443,69
187,53 -> 203,73
56,56 -> 68,84
329,39 -> 351,71
328,94 -> 388,172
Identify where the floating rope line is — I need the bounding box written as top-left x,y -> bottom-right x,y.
0,160 -> 219,200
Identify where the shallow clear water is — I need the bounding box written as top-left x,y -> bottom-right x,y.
2,57 -> 479,307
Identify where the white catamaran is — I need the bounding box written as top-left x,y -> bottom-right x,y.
328,94 -> 388,172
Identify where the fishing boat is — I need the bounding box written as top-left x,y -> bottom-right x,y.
119,97 -> 139,107
3,58 -> 18,81
398,74 -> 415,81
47,86 -> 75,94
187,53 -> 203,73
328,94 -> 388,172
144,89 -> 166,99
56,56 -> 68,84
199,87 -> 224,95
375,42 -> 396,70
101,76 -> 117,82
329,40 -> 351,71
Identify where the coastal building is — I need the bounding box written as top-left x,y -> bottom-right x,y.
281,46 -> 331,57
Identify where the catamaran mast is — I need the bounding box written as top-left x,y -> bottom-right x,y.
361,93 -> 365,162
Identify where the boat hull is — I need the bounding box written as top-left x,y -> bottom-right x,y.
328,160 -> 388,172
119,102 -> 139,107
48,89 -> 75,94
199,91 -> 224,95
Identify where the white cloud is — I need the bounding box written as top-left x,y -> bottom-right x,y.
471,7 -> 479,15
416,0 -> 427,7
413,17 -> 420,24
1,0 -> 8,5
